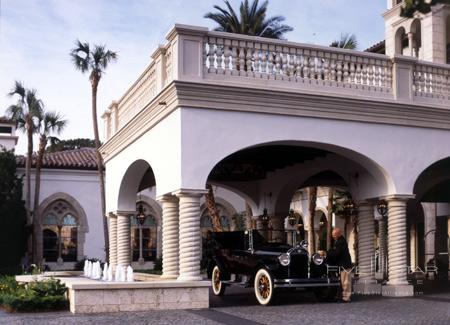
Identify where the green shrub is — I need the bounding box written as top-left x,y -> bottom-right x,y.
28,278 -> 67,297
0,276 -> 68,312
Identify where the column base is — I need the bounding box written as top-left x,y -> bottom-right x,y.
161,274 -> 179,279
177,275 -> 203,282
353,282 -> 382,295
382,284 -> 414,297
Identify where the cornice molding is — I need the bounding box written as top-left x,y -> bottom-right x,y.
101,80 -> 450,164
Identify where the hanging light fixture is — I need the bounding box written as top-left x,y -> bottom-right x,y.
377,200 -> 388,218
287,209 -> 296,226
261,208 -> 270,222
343,199 -> 357,217
136,194 -> 146,226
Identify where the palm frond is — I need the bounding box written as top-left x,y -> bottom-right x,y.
70,39 -> 91,73
330,33 -> 358,50
205,0 -> 292,39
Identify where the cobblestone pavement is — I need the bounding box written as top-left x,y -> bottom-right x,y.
1,287 -> 449,325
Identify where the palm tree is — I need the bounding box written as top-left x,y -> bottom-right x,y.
70,41 -> 117,259
205,0 -> 293,39
205,184 -> 222,232
33,111 -> 67,231
326,187 -> 334,250
330,33 -> 358,50
6,82 -> 43,224
307,186 -> 317,254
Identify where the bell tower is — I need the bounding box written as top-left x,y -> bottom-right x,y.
383,0 -> 450,64
0,117 -> 18,151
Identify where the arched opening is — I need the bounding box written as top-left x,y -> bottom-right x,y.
118,160 -> 159,268
205,142 -> 390,263
131,201 -> 158,262
413,157 -> 450,280
395,27 -> 408,55
410,19 -> 422,58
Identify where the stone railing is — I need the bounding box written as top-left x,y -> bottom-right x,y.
102,24 -> 450,141
203,33 -> 393,95
413,61 -> 450,101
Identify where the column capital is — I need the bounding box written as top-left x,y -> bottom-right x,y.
106,212 -> 117,218
156,194 -> 179,203
113,210 -> 135,217
379,194 -> 415,202
172,188 -> 209,198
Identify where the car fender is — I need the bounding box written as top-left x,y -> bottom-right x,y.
208,256 -> 230,280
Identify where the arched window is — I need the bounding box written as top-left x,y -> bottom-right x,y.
200,208 -> 231,239
41,201 -> 79,262
131,202 -> 158,262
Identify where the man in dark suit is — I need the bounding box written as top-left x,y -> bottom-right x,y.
321,227 -> 353,302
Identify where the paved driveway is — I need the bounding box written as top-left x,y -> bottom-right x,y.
1,286 -> 449,325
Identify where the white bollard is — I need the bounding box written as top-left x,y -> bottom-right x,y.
102,262 -> 108,281
107,264 -> 114,282
126,265 -> 134,282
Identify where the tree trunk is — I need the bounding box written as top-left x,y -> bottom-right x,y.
91,80 -> 109,261
308,186 -> 317,254
205,184 -> 222,232
25,120 -> 34,260
32,135 -> 46,262
245,202 -> 253,230
326,187 -> 334,250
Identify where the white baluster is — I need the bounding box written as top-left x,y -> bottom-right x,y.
261,47 -> 268,78
231,41 -> 238,76
224,39 -> 231,76
238,41 -> 246,76
246,43 -> 253,77
208,38 -> 216,74
253,44 -> 261,78
216,38 -> 223,74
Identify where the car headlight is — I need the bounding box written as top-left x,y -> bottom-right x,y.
278,253 -> 290,266
299,240 -> 308,250
312,253 -> 324,266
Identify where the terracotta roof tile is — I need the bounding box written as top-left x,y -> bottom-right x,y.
365,40 -> 385,54
0,116 -> 14,124
16,148 -> 99,170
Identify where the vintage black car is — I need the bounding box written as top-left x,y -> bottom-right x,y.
206,230 -> 340,305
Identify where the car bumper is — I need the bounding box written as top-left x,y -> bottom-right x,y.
273,278 -> 340,288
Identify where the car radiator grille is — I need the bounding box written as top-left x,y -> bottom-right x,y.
288,254 -> 309,278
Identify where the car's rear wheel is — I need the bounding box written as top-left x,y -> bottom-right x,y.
211,265 -> 226,296
254,268 -> 274,305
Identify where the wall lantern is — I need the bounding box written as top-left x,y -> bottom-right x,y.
136,202 -> 146,226
377,200 -> 388,218
287,209 -> 296,226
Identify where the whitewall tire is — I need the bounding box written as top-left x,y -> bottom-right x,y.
211,265 -> 226,296
254,268 -> 274,305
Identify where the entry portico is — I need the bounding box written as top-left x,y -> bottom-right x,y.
101,19 -> 450,297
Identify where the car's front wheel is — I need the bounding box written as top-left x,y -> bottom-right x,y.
211,265 -> 226,296
254,268 -> 274,305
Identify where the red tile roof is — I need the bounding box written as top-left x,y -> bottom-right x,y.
365,40 -> 385,54
0,116 -> 14,124
16,148 -> 99,170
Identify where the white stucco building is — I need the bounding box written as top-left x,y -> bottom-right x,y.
99,1 -> 450,297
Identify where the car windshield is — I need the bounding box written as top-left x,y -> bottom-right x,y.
251,230 -> 268,248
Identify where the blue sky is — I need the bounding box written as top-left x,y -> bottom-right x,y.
0,0 -> 387,154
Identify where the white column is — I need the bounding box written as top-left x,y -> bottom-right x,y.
378,216 -> 388,279
108,213 -> 118,268
159,195 -> 179,278
116,212 -> 131,267
387,199 -> 409,285
357,203 -> 376,283
174,189 -> 207,281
